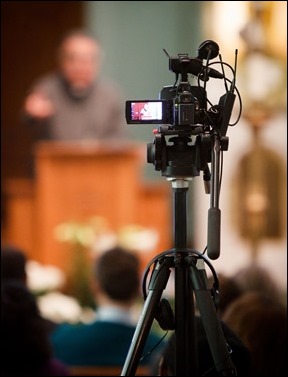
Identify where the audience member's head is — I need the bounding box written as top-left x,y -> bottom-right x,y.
93,246 -> 141,307
158,315 -> 251,376
222,291 -> 287,376
1,244 -> 58,334
1,280 -> 69,376
1,245 -> 27,283
234,264 -> 283,303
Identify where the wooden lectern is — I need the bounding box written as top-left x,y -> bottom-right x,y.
34,141 -> 148,271
2,140 -> 172,286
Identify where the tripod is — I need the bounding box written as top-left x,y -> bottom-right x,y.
120,128 -> 238,375
121,38 -> 241,376
121,175 -> 237,376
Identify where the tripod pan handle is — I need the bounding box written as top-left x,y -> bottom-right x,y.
207,207 -> 221,260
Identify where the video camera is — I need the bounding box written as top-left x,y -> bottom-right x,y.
125,40 -> 241,178
125,84 -> 206,126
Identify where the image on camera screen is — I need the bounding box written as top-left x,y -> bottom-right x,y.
130,101 -> 163,121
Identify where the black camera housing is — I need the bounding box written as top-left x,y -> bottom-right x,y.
125,84 -> 207,127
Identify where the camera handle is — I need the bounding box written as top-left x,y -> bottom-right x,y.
121,178 -> 237,376
207,130 -> 229,261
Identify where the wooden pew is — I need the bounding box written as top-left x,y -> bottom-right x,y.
69,365 -> 151,376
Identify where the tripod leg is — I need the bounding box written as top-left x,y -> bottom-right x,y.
121,256 -> 173,376
188,258 -> 237,376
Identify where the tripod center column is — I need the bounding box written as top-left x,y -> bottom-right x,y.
168,177 -> 192,249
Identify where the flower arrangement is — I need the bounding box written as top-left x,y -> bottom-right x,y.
23,217 -> 160,324
26,260 -> 95,323
54,216 -> 159,309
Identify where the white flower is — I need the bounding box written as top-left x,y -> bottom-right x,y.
37,291 -> 84,323
26,260 -> 65,292
117,225 -> 159,253
90,232 -> 118,254
54,216 -> 113,249
54,222 -> 95,247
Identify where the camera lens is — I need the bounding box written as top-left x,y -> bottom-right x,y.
179,92 -> 192,103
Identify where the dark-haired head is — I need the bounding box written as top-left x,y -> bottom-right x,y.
222,292 -> 287,376
94,247 -> 140,304
1,245 -> 27,283
1,281 -> 52,375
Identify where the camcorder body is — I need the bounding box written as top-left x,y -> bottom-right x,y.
125,84 -> 207,128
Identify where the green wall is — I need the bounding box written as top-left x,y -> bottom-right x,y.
85,1 -> 203,148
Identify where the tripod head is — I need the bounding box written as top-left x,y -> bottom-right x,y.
146,127 -> 228,179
